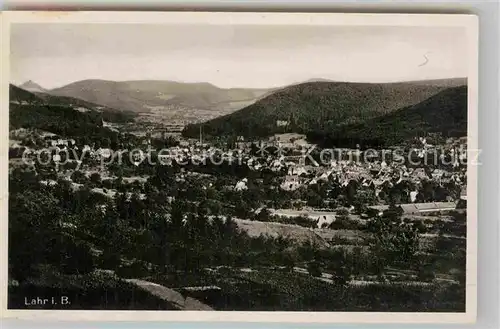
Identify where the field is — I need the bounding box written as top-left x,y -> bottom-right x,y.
145,266 -> 464,312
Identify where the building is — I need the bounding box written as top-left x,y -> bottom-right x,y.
234,178 -> 248,191
316,214 -> 336,228
280,175 -> 301,191
431,169 -> 446,180
288,165 -> 309,176
271,209 -> 336,228
409,190 -> 419,203
456,187 -> 467,209
97,148 -> 112,159
460,186 -> 467,200
276,120 -> 289,127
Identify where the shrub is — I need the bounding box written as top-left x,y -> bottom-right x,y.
307,261 -> 322,277
117,261 -> 150,278
328,218 -> 361,230
417,263 -> 436,282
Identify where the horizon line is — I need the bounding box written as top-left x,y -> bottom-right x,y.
14,76 -> 468,91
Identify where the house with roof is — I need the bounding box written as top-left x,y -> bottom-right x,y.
234,178 -> 248,191
411,168 -> 429,182
293,139 -> 311,149
409,190 -> 419,203
97,148 -> 112,159
288,165 -> 309,176
280,175 -> 302,191
316,214 -> 336,228
276,120 -> 289,127
317,169 -> 335,183
431,168 -> 447,180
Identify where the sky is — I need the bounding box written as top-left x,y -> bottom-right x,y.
10,23 -> 468,89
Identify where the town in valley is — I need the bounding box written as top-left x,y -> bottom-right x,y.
8,22 -> 470,312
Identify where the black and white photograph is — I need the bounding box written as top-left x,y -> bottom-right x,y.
1,12 -> 478,323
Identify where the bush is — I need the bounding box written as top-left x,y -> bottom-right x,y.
58,240 -> 95,275
328,218 -> 362,230
71,170 -> 88,184
307,261 -> 322,277
117,261 -> 151,278
99,251 -> 122,270
417,264 -> 436,282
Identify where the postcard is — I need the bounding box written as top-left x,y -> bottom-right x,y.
0,11 -> 478,323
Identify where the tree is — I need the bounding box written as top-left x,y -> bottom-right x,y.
305,189 -> 324,208
365,207 -> 380,219
307,260 -> 322,277
383,203 -> 404,220
367,206 -> 423,269
282,252 -> 295,272
326,250 -> 352,287
352,190 -> 375,214
298,241 -> 316,262
56,237 -> 95,275
90,172 -> 101,185
255,207 -> 272,222
234,197 -> 251,218
71,170 -> 88,184
101,137 -> 111,148
9,189 -> 96,280
417,261 -> 436,282
345,181 -> 358,206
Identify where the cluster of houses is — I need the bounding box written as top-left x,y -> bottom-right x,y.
280,160 -> 466,191
11,125 -> 468,229
144,135 -> 467,210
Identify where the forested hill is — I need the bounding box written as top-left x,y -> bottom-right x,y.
9,84 -> 135,124
9,84 -> 43,105
182,78 -> 466,139
308,85 -> 468,148
9,84 -> 135,145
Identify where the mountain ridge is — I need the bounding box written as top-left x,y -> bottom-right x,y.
308,85 -> 468,148
48,79 -> 272,116
19,80 -> 48,93
183,78 -> 467,139
9,84 -> 135,123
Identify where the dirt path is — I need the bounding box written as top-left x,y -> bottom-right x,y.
125,278 -> 213,310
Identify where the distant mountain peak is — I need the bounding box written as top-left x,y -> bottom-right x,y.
19,80 -> 47,93
304,78 -> 336,83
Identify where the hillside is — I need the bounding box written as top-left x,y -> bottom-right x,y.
10,101 -> 104,137
9,84 -> 44,105
10,84 -> 135,123
9,84 -> 137,147
183,78 -> 466,139
49,79 -> 271,117
9,85 -> 104,136
311,85 -> 468,148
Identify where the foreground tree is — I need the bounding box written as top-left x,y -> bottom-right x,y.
366,204 -> 424,274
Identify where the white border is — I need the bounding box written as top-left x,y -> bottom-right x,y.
0,11 -> 478,323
